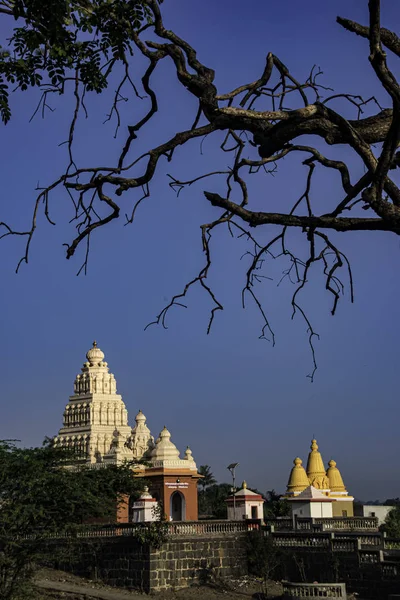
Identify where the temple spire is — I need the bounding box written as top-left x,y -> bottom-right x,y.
287,457 -> 310,494
54,340 -> 131,462
326,459 -> 347,492
306,438 -> 329,490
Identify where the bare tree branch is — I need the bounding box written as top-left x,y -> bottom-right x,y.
204,191 -> 400,233
2,0 -> 400,378
337,15 -> 400,57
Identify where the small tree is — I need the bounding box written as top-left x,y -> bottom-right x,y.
382,507 -> 400,538
384,498 -> 400,506
246,531 -> 284,597
198,483 -> 231,519
0,439 -> 144,600
198,465 -> 217,493
264,489 -> 291,519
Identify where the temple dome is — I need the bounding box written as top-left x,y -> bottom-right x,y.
150,426 -> 180,461
306,439 -> 330,490
86,341 -> 105,366
135,410 -> 146,423
287,457 -> 310,493
184,446 -> 195,462
129,409 -> 154,460
326,459 -> 347,492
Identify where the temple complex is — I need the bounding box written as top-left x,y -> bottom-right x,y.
53,342 -> 200,521
284,439 -> 354,517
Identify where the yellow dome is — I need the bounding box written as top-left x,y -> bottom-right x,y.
326,459 -> 346,492
287,457 -> 310,493
306,439 -> 330,490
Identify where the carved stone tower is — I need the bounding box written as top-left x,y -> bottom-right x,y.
54,341 -> 132,462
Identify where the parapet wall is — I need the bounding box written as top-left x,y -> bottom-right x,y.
48,531 -> 247,593
41,520 -> 400,597
265,530 -> 400,600
149,535 -> 247,590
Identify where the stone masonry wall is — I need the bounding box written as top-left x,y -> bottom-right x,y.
148,534 -> 247,591
47,538 -> 151,593
44,533 -> 248,593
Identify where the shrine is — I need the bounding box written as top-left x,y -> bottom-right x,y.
283,438 -> 354,517
287,485 -> 334,520
225,482 -> 265,522
53,342 -> 201,521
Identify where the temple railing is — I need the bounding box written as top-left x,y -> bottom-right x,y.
331,538 -> 359,552
273,533 -> 331,548
266,517 -> 379,532
282,581 -> 347,598
314,517 -> 378,531
359,549 -> 382,564
382,563 -> 398,578
296,519 -> 313,531
168,520 -> 251,536
332,532 -> 382,548
269,531 -> 400,554
266,518 -> 293,531
19,523 -> 147,540
384,538 -> 400,550
20,520 -> 258,541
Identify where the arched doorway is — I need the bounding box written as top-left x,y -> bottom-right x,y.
170,491 -> 185,521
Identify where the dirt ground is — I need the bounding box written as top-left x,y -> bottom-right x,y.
34,568 -> 283,600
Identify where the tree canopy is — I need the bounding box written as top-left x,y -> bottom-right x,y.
264,489 -> 290,519
382,506 -> 400,538
198,483 -> 232,519
0,0 -> 399,377
0,439 -> 143,599
198,464 -> 217,493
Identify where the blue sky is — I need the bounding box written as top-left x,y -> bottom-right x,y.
0,0 -> 399,502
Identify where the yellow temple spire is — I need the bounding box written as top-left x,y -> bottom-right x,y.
286,457 -> 310,494
306,439 -> 329,490
284,438 -> 354,516
326,459 -> 347,492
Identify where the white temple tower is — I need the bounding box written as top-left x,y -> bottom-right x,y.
53,340 -> 201,520
53,341 -> 132,462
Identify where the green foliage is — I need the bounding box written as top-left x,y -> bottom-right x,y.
384,498 -> 400,506
198,483 -> 231,519
0,439 -> 144,600
198,464 -> 216,492
382,506 -> 400,538
0,439 -> 142,529
198,465 -> 227,518
130,501 -> 169,548
246,531 -> 283,581
263,489 -> 290,519
0,0 -> 162,123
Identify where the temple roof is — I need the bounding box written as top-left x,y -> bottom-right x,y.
287,457 -> 310,493
306,439 -> 326,479
289,485 -> 334,502
150,426 -> 180,461
326,459 -> 347,492
226,481 -> 264,503
135,410 -> 146,423
235,481 -> 262,497
86,341 -> 105,366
